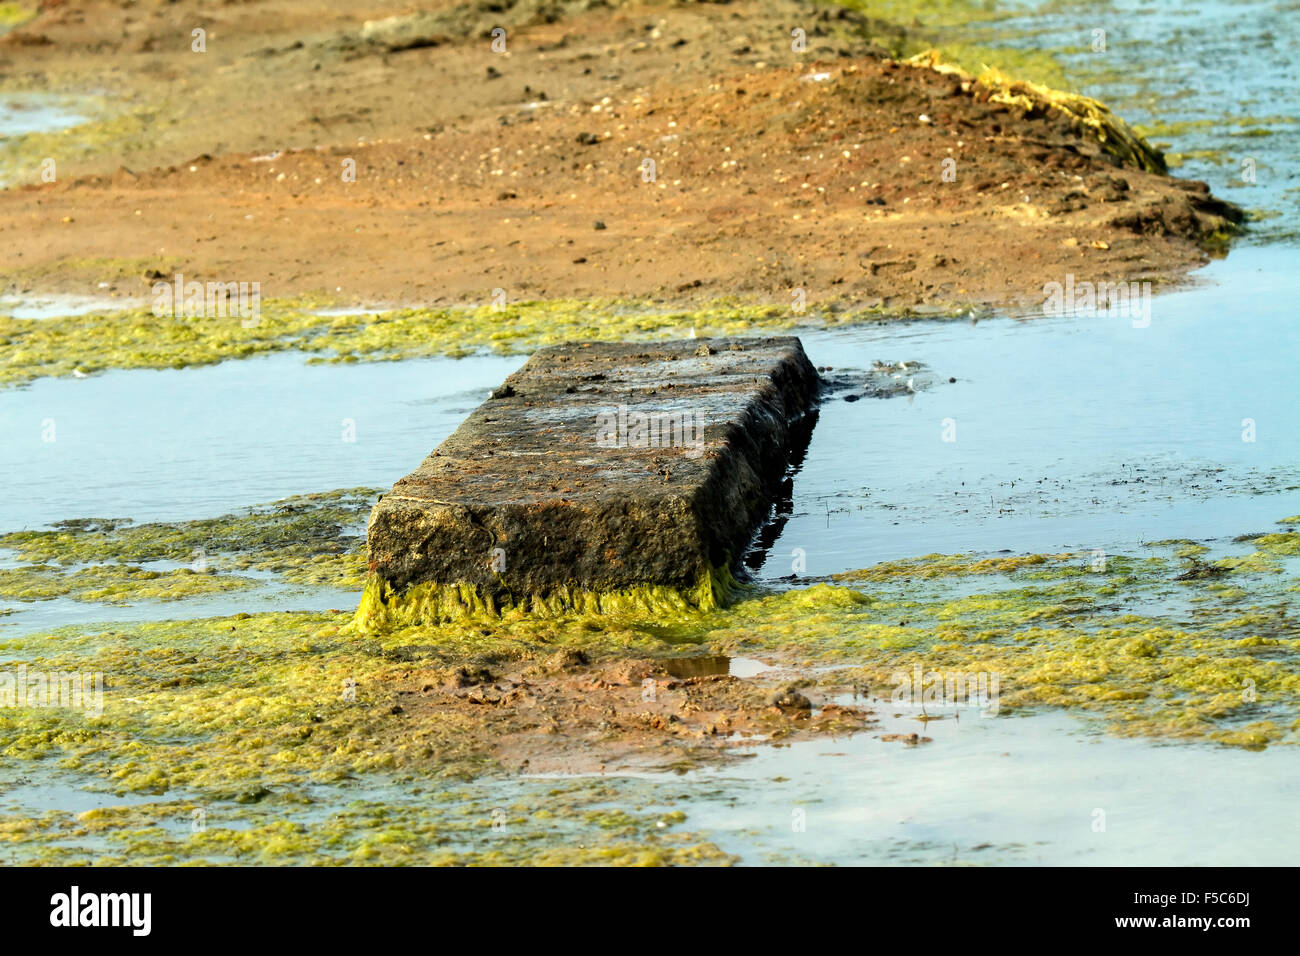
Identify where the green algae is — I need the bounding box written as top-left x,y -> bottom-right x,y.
705,540 -> 1300,748
1252,532 -> 1300,557
0,563 -> 255,604
4,556 -> 1283,820
2,496 -> 1297,854
1,297 -> 906,389
353,563 -> 742,631
832,551 -> 1077,582
832,0 -> 1009,30
0,488 -> 379,602
0,2 -> 34,27
827,0 -> 1074,92
1,516 -> 1298,862
1166,148 -> 1234,168
1,610 -> 445,793
0,779 -> 734,866
0,604 -> 700,797
279,552 -> 369,590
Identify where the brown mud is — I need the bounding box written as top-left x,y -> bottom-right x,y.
1,0 -> 1240,312
389,649 -> 872,775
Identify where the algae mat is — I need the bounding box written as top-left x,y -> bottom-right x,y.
1,497 -> 1297,863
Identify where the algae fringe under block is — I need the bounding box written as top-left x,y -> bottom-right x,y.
357,337 -> 820,627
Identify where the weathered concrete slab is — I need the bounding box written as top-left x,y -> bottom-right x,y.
356,336 -> 819,626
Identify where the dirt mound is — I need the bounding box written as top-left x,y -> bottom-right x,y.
0,0 -> 1240,313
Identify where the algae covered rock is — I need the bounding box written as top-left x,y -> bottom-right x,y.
359,337 -> 820,626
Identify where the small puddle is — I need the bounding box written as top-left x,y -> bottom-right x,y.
660,655 -> 774,679
661,655 -> 730,678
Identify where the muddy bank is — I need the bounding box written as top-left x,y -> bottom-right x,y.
1,0 -> 1239,313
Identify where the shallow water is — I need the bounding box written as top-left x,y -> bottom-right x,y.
0,351 -> 523,532
773,244 -> 1300,575
2,253 -> 1295,863
0,95 -> 89,138
647,708 -> 1300,866
994,0 -> 1300,241
0,293 -> 140,320
3,247 -> 1294,572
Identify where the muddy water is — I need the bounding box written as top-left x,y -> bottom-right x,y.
2,0 -> 1298,865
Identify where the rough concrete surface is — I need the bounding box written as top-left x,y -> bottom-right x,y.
364,336 -> 820,615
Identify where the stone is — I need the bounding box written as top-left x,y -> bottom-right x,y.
357,336 -> 820,626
